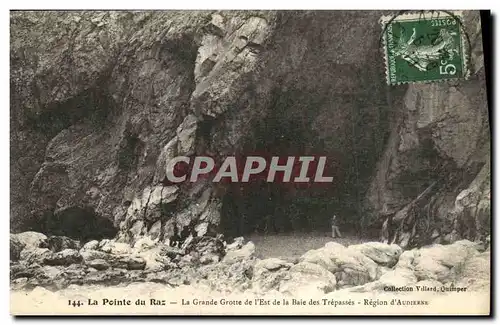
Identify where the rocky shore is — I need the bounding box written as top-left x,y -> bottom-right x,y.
10,231 -> 490,297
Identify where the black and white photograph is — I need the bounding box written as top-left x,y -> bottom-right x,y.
8,9 -> 492,315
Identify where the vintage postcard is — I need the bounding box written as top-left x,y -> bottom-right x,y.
10,10 -> 491,316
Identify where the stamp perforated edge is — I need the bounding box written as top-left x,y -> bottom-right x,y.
379,10 -> 471,86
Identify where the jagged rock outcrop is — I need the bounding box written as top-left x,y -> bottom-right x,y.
368,11 -> 490,248
40,235 -> 81,252
10,236 -> 25,261
12,231 -> 47,250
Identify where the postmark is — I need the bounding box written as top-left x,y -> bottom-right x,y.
380,11 -> 470,85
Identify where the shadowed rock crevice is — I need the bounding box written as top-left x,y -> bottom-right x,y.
161,34 -> 199,68
25,84 -> 115,138
117,130 -> 144,170
39,207 -> 118,242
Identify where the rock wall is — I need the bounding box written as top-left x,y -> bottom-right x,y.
11,11 -> 490,247
367,11 -> 490,248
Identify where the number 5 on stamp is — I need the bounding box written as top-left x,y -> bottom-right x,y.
380,11 -> 470,85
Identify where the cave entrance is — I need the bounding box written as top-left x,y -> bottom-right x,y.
218,84 -> 392,242
40,207 -> 117,242
219,93 -> 346,240
220,180 -> 340,239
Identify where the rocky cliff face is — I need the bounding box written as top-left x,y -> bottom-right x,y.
366,12 -> 490,248
10,11 -> 490,248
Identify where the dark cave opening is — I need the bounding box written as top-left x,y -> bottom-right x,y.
218,84 -> 394,240
118,131 -> 144,170
40,207 -> 118,242
219,98 -> 346,239
26,85 -> 113,139
220,180 -> 342,239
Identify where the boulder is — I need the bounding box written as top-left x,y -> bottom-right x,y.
226,237 -> 245,251
12,231 -> 47,251
412,240 -> 480,282
133,237 -> 158,253
40,235 -> 81,252
255,258 -> 293,272
20,247 -> 52,264
345,266 -> 418,293
395,250 -> 417,269
84,268 -> 128,285
252,258 -> 293,293
11,277 -> 28,290
184,236 -> 225,264
222,241 -> 255,264
11,261 -> 40,280
109,255 -> 146,270
198,257 -> 256,293
159,245 -> 185,259
99,240 -> 132,255
80,249 -> 111,264
20,264 -> 86,290
81,240 -> 99,251
300,241 -> 379,288
279,262 -> 337,296
453,250 -> 490,291
87,258 -> 110,271
377,268 -> 418,289
10,235 -> 25,261
348,242 -> 402,267
43,249 -> 83,266
300,248 -> 337,273
35,265 -> 63,282
342,254 -> 421,294
145,271 -> 172,284
135,244 -> 172,272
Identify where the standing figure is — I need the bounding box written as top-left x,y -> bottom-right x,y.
169,224 -> 181,248
331,214 -> 342,238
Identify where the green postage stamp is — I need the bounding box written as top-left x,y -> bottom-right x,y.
381,11 -> 470,85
